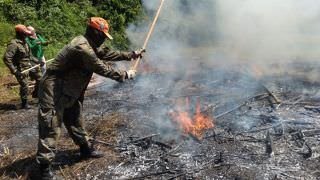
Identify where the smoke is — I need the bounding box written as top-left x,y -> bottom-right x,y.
216,0 -> 320,62
128,0 -> 320,67
127,0 -> 218,73
123,0 -> 320,134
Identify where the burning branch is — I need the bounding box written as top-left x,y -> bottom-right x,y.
169,98 -> 214,139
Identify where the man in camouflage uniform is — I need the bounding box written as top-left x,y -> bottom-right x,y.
3,24 -> 42,109
37,17 -> 144,179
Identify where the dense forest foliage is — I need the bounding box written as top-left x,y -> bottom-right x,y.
0,0 -> 144,72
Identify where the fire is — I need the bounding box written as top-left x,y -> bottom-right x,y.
250,64 -> 264,78
169,98 -> 214,139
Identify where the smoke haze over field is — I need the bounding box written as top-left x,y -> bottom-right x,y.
216,0 -> 320,62
128,0 -> 320,66
122,0 -> 320,137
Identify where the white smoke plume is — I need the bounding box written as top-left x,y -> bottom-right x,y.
216,0 -> 320,63
123,0 -> 320,133
128,0 -> 320,67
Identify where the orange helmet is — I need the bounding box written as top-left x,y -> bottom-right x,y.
87,17 -> 113,40
15,24 -> 32,35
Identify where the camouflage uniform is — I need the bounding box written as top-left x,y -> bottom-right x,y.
3,39 -> 42,103
36,35 -> 132,165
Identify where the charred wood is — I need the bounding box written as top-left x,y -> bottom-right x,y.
123,170 -> 175,180
291,130 -> 305,148
265,130 -> 273,156
167,173 -> 185,180
300,142 -> 312,159
160,142 -> 184,158
150,140 -> 172,149
187,133 -> 202,143
214,151 -> 224,164
272,123 -> 284,136
215,93 -> 269,119
302,129 -> 320,137
127,133 -> 160,144
304,105 -> 320,113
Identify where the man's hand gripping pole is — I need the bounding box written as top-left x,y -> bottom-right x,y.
131,0 -> 165,71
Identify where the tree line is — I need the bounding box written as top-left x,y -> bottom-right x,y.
0,0 -> 144,70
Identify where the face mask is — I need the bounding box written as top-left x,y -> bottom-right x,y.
94,29 -> 107,47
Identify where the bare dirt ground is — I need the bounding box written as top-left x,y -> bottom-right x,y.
0,61 -> 319,179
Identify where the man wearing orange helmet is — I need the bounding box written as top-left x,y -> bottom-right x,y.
3,24 -> 42,109
36,17 -> 144,179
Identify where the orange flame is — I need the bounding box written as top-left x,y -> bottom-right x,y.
169,98 -> 214,139
250,64 -> 264,78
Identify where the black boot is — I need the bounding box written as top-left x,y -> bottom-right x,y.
21,99 -> 30,109
39,164 -> 54,180
80,145 -> 104,159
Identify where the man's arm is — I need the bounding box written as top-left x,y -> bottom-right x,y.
26,38 -> 38,49
38,34 -> 49,46
3,42 -> 18,74
96,46 -> 131,62
80,48 -> 128,82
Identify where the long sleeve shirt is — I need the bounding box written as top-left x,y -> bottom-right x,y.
3,39 -> 32,73
26,34 -> 47,59
46,35 -> 131,98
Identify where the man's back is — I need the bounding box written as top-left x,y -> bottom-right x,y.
3,39 -> 31,72
47,35 -> 96,98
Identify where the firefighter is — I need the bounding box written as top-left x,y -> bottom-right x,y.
36,17 -> 144,179
3,24 -> 42,109
26,26 -> 50,73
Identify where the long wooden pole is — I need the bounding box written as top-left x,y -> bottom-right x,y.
21,58 -> 54,74
131,0 -> 165,70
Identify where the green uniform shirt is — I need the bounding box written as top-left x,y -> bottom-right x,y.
26,34 -> 47,59
45,35 -> 131,99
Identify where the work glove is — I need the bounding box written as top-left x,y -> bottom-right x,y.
126,69 -> 137,79
130,48 -> 146,60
